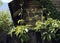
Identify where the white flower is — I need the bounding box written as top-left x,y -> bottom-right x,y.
25,29 -> 28,32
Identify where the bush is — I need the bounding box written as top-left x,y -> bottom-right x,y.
0,11 -> 14,32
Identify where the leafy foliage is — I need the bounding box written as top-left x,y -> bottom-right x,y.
39,0 -> 60,20
9,18 -> 60,42
0,11 -> 13,32
9,25 -> 29,43
34,18 -> 60,41
18,19 -> 24,25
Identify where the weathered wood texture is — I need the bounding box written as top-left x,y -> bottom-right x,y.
8,0 -> 60,26
0,30 -> 60,43
0,31 -> 42,43
8,0 -> 42,26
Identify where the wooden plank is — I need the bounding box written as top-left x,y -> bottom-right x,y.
8,0 -> 42,26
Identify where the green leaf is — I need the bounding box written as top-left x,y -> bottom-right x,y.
48,35 -> 51,41
8,29 -> 15,37
42,32 -> 47,40
18,19 -> 24,24
43,36 -> 46,40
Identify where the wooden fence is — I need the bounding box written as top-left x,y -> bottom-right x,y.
0,30 -> 60,43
